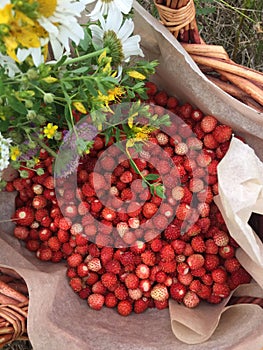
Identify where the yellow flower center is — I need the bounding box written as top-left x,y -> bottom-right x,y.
10,146 -> 21,161
37,0 -> 57,18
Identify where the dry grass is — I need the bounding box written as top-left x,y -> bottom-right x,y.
138,0 -> 263,72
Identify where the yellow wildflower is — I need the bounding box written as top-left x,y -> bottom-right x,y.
127,71 -> 146,80
73,102 -> 87,114
10,146 -> 21,161
98,50 -> 107,64
95,86 -> 124,111
42,76 -> 58,83
43,123 -> 58,139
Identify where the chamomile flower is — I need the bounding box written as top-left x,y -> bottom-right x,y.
89,9 -> 144,67
37,0 -> 89,60
86,0 -> 133,21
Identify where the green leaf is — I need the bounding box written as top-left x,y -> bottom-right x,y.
155,185 -> 166,199
71,67 -> 89,74
142,180 -> 148,188
8,96 -> 27,115
129,158 -> 139,174
144,174 -> 160,181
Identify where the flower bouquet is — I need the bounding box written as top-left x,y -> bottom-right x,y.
0,0 -> 263,349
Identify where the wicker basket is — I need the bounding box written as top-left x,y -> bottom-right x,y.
154,0 -> 263,112
0,269 -> 29,348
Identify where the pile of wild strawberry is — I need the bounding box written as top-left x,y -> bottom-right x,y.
5,82 -> 252,316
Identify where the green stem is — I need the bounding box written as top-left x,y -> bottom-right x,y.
61,48 -> 110,66
214,0 -> 256,23
31,136 -> 57,158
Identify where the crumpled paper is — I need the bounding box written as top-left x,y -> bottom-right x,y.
0,2 -> 263,349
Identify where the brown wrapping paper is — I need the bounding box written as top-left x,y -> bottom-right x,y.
0,2 -> 263,349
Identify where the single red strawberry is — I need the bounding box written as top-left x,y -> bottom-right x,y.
38,228 -> 52,241
191,236 -> 206,252
212,282 -> 230,298
170,282 -> 187,301
105,293 -> 118,308
77,263 -> 89,277
200,115 -> 217,133
160,244 -> 175,262
47,236 -> 61,251
175,203 -> 191,221
128,288 -> 142,300
36,247 -> 52,261
26,239 -> 40,252
154,91 -> 168,106
177,262 -> 189,275
212,125 -> 232,143
101,207 -> 116,221
211,267 -> 227,284
101,272 -> 118,290
78,287 -> 91,300
117,300 -> 133,316
183,290 -> 200,308
135,264 -> 150,279
218,245 -> 235,259
187,254 -> 205,270
159,260 -> 177,273
69,277 -> 83,292
87,258 -> 102,272
58,217 -> 72,230
213,230 -> 229,247
141,250 -> 156,266
13,226 -> 29,240
87,293 -> 105,310
224,257 -> 241,273
92,281 -> 107,295
197,284 -> 212,300
203,134 -> 219,149
124,273 -> 139,289
13,207 -> 35,226
105,259 -> 121,274
67,253 -> 83,268
150,283 -> 169,302
134,298 -> 149,313
142,202 -> 158,219
145,81 -> 158,96
114,284 -> 128,300
205,239 -> 219,254
204,254 -> 220,271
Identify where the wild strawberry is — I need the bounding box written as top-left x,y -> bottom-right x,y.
200,115 -> 217,133
36,247 -> 52,261
38,228 -> 52,241
213,230 -> 229,247
201,273 -> 213,286
154,299 -> 168,310
105,293 -> 118,308
218,245 -> 235,259
224,257 -> 241,273
204,254 -> 220,271
134,298 -> 149,314
120,171 -> 133,184
141,250 -> 156,266
187,254 -> 205,269
211,268 -> 227,284
100,156 -> 115,171
119,251 -> 135,266
177,262 -> 189,275
189,178 -> 204,193
57,229 -> 70,243
87,293 -> 105,310
212,125 -> 232,143
212,282 -> 230,298
40,216 -> 52,228
183,290 -> 200,308
150,284 -> 169,302
163,225 -> 180,240
121,188 -> 133,201
69,277 -> 83,292
171,239 -> 186,254
101,272 -> 118,289
77,263 -> 89,277
203,134 -> 219,149
128,288 -> 142,300
154,91 -> 168,106
171,186 -> 184,201
135,264 -> 150,279
82,183 -> 95,197
189,279 -> 202,293
205,239 -> 218,254
43,176 -> 55,189
92,281 -> 107,295
191,236 -> 206,252
78,287 -> 91,300
105,259 -> 121,274
13,226 -> 29,240
85,272 -> 99,286
152,215 -> 168,231
26,239 -> 40,252
145,81 -> 158,96
186,224 -> 201,237
175,142 -> 188,156
13,207 -> 35,226
35,208 -> 49,222
175,203 -> 190,221
87,258 -> 102,272
170,282 -> 187,301
156,132 -> 169,146
229,267 -> 251,288
114,284 -> 128,300
89,172 -> 107,190
197,202 -> 210,217
124,273 -> 139,289
160,244 -> 175,262
159,260 -> 177,273
142,202 -> 158,219
47,236 -> 61,251
191,267 -> 206,277
101,207 -> 116,221
117,299 -> 133,316
67,253 -> 83,268
58,217 -> 72,230
197,284 -> 212,300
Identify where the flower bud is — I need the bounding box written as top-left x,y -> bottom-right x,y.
27,110 -> 37,120
43,93 -> 54,104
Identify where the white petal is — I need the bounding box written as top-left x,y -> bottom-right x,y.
16,49 -> 30,62
106,7 -> 122,33
88,0 -> 103,20
117,18 -> 134,41
31,48 -> 44,66
115,0 -> 133,14
122,35 -> 144,59
49,36 -> 64,60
